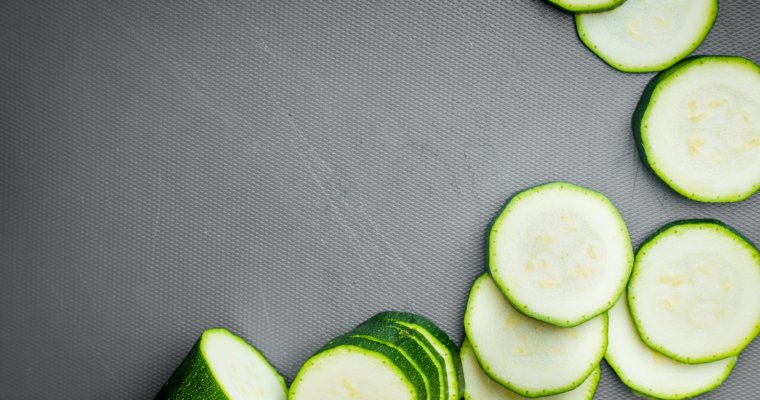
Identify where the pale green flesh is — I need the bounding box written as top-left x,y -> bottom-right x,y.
462,338 -> 600,400
201,329 -> 287,400
547,0 -> 624,13
606,293 -> 736,399
638,57 -> 760,202
576,0 -> 717,72
289,345 -> 416,400
628,221 -> 760,364
464,274 -> 608,397
488,182 -> 632,327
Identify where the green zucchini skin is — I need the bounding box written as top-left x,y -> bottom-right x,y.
350,321 -> 442,400
633,56 -> 760,202
155,338 -> 226,400
369,311 -> 464,399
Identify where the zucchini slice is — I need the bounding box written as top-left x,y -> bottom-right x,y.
155,328 -> 287,400
606,292 -> 736,400
633,56 -> 760,202
628,220 -> 760,364
289,336 -> 424,400
371,311 -> 463,400
546,0 -> 625,13
464,274 -> 608,397
576,0 -> 717,72
488,182 -> 633,327
461,338 -> 600,400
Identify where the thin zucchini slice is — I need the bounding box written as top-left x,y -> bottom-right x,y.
606,292 -> 736,400
155,328 -> 287,400
546,0 -> 625,13
371,311 -> 463,400
628,220 -> 760,363
350,321 -> 442,400
464,274 -> 608,397
461,338 -> 600,400
289,336 -> 424,400
488,182 -> 633,327
576,0 -> 717,72
633,56 -> 760,202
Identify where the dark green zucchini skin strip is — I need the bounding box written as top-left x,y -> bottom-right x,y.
368,311 -> 464,399
154,339 -> 227,400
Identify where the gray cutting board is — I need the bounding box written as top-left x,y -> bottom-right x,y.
1,0 -> 759,398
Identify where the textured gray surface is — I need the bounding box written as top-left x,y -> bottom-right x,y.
1,0 -> 759,398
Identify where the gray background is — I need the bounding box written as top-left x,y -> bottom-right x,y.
1,0 -> 759,398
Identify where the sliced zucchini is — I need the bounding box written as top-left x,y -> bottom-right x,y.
576,0 -> 717,72
464,274 -> 608,397
155,328 -> 287,400
628,220 -> 760,363
606,292 -> 736,400
349,321 -> 442,400
546,0 -> 625,13
488,182 -> 632,327
461,338 -> 600,400
371,311 -> 463,400
633,56 -> 760,202
289,336 -> 424,400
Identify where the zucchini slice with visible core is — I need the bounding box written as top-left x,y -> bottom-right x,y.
488,182 -> 632,327
289,336 -> 423,400
461,338 -> 600,400
628,220 -> 760,364
371,311 -> 463,400
155,328 -> 287,400
464,274 -> 608,397
546,0 -> 624,13
576,0 -> 717,73
606,292 -> 736,400
634,56 -> 760,202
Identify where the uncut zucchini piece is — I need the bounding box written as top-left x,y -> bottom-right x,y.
606,292 -> 736,400
546,0 -> 625,13
576,0 -> 717,72
154,328 -> 286,400
349,320 -> 442,400
371,311 -> 464,400
289,336 -> 425,400
488,182 -> 632,327
464,274 -> 607,397
633,56 -> 760,202
628,220 -> 760,364
462,338 -> 600,400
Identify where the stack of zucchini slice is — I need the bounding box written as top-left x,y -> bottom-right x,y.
289,311 -> 463,400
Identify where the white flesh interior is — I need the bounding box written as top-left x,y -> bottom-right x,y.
644,60 -> 760,200
202,330 -> 286,400
290,345 -> 415,400
577,0 -> 715,70
466,275 -> 607,396
395,321 -> 458,400
462,338 -> 599,400
607,293 -> 735,399
630,225 -> 760,361
491,184 -> 631,324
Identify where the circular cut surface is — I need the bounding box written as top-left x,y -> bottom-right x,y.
462,338 -> 600,400
576,0 -> 717,72
464,274 -> 608,397
488,182 -> 632,327
628,221 -> 760,363
202,329 -> 287,400
606,293 -> 735,400
638,57 -> 760,202
289,345 -> 416,400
